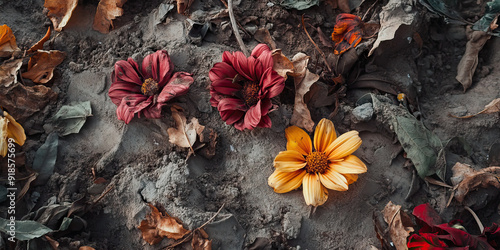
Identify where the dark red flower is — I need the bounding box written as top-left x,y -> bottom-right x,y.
209,44 -> 285,131
108,50 -> 194,124
408,233 -> 449,250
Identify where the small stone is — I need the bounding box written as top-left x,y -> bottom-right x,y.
404,5 -> 412,13
68,62 -> 84,73
245,24 -> 258,35
450,106 -> 468,117
267,2 -> 274,7
352,103 -> 374,122
283,212 -> 302,240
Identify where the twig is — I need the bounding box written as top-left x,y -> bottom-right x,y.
219,0 -> 250,37
91,184 -> 115,206
464,206 -> 484,234
362,0 -> 379,22
228,0 -> 249,56
301,15 -> 332,73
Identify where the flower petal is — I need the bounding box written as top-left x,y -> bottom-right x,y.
255,46 -> 273,71
4,111 -> 25,146
157,72 -> 193,103
343,174 -> 358,185
285,126 -> 312,155
260,98 -> 273,116
257,115 -> 271,128
221,110 -> 245,125
251,44 -> 271,58
268,169 -> 306,193
329,155 -> 367,174
302,173 -> 328,206
324,130 -> 362,161
260,68 -> 285,99
211,79 -> 242,96
115,94 -> 151,124
209,62 -> 237,82
314,118 -> 337,153
141,50 -> 174,86
243,100 -> 262,129
274,150 -> 306,172
318,169 -> 348,191
230,51 -> 254,81
114,59 -> 142,85
217,97 -> 247,112
0,117 -> 8,157
108,82 -> 142,105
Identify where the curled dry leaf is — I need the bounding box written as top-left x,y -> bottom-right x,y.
28,27 -> 51,54
93,0 -> 128,34
0,25 -> 20,57
22,50 -> 66,84
167,106 -> 204,154
456,30 -> 491,92
254,28 -> 277,50
451,98 -> 500,119
271,49 -> 295,79
382,201 -> 414,250
290,53 -> 319,132
44,0 -> 78,32
191,229 -> 212,250
0,58 -> 22,88
177,0 -> 194,14
138,203 -> 190,245
450,162 -> 500,203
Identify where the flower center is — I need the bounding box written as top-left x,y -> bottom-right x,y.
242,81 -> 260,107
305,152 -> 328,174
141,78 -> 159,96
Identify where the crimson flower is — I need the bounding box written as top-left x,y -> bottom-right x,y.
209,44 -> 285,131
108,50 -> 194,124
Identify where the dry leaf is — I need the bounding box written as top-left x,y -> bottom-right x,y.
93,0 -> 128,34
337,0 -> 350,13
167,106 -> 204,154
0,25 -> 20,57
22,50 -> 66,84
456,30 -> 491,92
451,98 -> 500,119
382,201 -> 414,250
44,0 -> 78,32
138,203 -> 190,245
177,0 -> 194,14
79,246 -> 96,250
254,28 -> 277,50
197,127 -> 218,159
191,229 -> 212,250
28,27 -> 51,54
271,49 -> 295,79
450,162 -> 500,203
290,53 -> 319,132
0,58 -> 22,88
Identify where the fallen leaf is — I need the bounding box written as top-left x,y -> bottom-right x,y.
196,127 -> 218,159
254,28 -> 277,50
0,24 -> 20,57
22,50 -> 66,84
32,133 -> 58,186
44,0 -> 79,32
138,203 -> 190,245
28,27 -> 51,54
271,49 -> 295,79
279,0 -> 319,10
79,247 -> 96,250
418,0 -> 466,23
93,0 -> 128,34
0,217 -> 53,240
290,53 -> 319,132
451,98 -> 500,119
177,0 -> 194,14
45,235 -> 59,249
456,29 -> 491,92
382,201 -> 414,250
167,107 -> 204,154
450,162 -> 500,203
0,58 -> 22,88
191,229 -> 212,250
51,101 -> 92,136
304,82 -> 335,108
472,0 -> 500,37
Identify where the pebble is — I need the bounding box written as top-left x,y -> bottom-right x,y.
352,103 -> 374,122
449,106 -> 468,117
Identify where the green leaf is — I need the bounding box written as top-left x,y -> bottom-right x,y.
279,0 -> 319,10
32,133 -> 58,185
419,0 -> 466,23
0,217 -> 53,241
472,0 -> 500,37
52,101 -> 92,136
58,217 -> 72,231
371,95 -> 445,180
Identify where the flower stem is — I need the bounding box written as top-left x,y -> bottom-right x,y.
228,0 -> 249,57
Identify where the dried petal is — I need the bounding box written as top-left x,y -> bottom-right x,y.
22,50 -> 66,84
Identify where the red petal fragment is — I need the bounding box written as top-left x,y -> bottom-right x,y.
243,100 -> 262,129
250,43 -> 271,58
211,79 -> 242,96
260,68 -> 285,99
114,60 -> 142,85
141,50 -> 174,86
412,204 -> 443,228
157,72 -> 193,103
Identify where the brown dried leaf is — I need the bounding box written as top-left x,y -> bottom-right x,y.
22,50 -> 66,84
290,53 -> 319,132
254,28 -> 277,50
337,0 -> 350,13
93,0 -> 128,34
138,203 -> 190,245
0,25 -> 20,57
456,30 -> 491,92
79,246 -> 96,250
197,127 -> 218,159
44,0 -> 78,32
0,58 -> 22,88
177,0 -> 194,14
271,49 -> 295,79
28,27 -> 51,54
382,201 -> 414,250
167,106 -> 204,154
191,229 -> 212,250
451,98 -> 500,119
451,162 -> 500,203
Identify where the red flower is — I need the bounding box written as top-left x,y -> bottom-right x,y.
108,50 -> 194,124
209,44 -> 285,131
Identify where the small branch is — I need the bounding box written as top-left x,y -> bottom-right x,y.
219,0 -> 250,37
228,0 -> 249,56
464,206 -> 484,234
301,15 -> 332,73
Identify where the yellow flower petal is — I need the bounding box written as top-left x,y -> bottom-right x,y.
318,169 -> 348,191
268,169 -> 306,193
274,150 -> 307,172
285,126 -> 312,156
313,118 -> 337,153
343,174 -> 358,185
324,130 -> 362,161
329,155 -> 367,174
0,117 -> 8,157
302,173 -> 328,206
4,111 -> 25,146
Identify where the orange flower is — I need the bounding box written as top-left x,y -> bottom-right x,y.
0,111 -> 26,157
331,14 -> 364,55
268,118 -> 367,206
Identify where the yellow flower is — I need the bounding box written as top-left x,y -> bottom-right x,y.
0,111 -> 26,157
268,118 -> 367,206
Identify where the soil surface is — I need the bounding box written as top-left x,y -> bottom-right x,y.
1,0 -> 500,249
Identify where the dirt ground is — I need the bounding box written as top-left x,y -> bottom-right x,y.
1,0 -> 500,249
